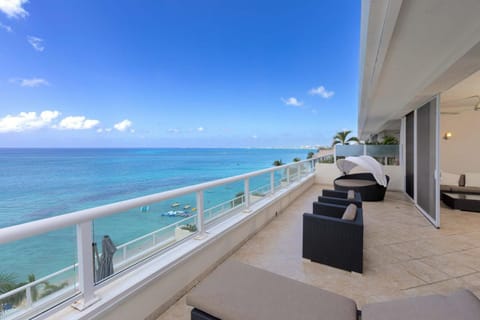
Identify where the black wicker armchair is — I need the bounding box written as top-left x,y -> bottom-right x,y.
319,189 -> 362,208
334,172 -> 390,201
302,202 -> 363,273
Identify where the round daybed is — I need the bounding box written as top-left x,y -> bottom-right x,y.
334,172 -> 390,201
334,156 -> 390,201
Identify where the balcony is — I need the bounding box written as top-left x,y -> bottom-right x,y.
1,159 -> 480,320
158,184 -> 480,319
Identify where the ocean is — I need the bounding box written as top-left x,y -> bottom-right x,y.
0,148 -> 311,282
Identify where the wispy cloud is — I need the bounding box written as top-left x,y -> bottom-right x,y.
309,86 -> 334,98
27,36 -> 44,52
114,119 -> 132,131
10,77 -> 49,87
167,128 -> 180,134
0,22 -> 12,32
57,116 -> 100,130
0,110 -> 60,133
0,0 -> 29,19
197,127 -> 204,132
281,97 -> 303,107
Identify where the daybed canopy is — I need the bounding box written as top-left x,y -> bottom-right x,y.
336,155 -> 388,187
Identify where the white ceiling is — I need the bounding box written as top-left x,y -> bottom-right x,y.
358,0 -> 480,139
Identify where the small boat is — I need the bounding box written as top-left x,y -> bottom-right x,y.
171,202 -> 180,208
191,207 -> 197,212
184,204 -> 191,209
161,210 -> 191,217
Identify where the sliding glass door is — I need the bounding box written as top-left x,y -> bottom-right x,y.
403,97 -> 440,227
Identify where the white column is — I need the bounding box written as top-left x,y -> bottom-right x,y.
244,178 -> 251,212
72,221 -> 99,311
195,191 -> 207,239
270,171 -> 275,194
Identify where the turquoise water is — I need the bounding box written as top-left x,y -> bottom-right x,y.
0,148 -> 310,281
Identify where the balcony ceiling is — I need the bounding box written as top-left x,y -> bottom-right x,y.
358,0 -> 480,139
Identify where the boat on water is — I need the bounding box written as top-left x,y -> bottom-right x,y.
191,207 -> 197,212
171,202 -> 180,208
161,210 -> 192,217
184,204 -> 191,209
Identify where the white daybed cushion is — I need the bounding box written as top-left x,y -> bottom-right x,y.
465,172 -> 480,187
441,172 -> 460,186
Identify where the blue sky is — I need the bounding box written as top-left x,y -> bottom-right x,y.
0,0 -> 360,148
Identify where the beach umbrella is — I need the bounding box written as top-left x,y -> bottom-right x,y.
95,235 -> 117,281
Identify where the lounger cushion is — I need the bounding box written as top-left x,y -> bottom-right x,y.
362,289 -> 480,320
335,179 -> 376,187
187,260 -> 357,320
341,204 -> 357,220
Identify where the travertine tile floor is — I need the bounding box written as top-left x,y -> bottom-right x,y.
157,184 -> 480,319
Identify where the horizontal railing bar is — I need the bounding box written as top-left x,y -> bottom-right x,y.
0,159 -> 312,244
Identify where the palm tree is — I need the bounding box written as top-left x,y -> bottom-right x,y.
292,157 -> 301,162
272,160 -> 284,166
306,152 -> 315,159
331,130 -> 359,147
381,135 -> 398,145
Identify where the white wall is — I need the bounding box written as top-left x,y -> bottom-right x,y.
440,110 -> 480,173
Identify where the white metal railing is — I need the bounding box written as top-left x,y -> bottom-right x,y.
0,159 -> 315,319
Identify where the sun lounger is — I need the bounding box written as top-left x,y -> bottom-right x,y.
187,260 -> 480,320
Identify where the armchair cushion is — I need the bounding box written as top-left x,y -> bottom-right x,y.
342,204 -> 357,220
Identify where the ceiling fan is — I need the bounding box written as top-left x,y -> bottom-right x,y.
441,95 -> 480,115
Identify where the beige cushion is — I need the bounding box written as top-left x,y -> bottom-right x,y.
342,204 -> 357,220
187,260 -> 357,320
362,289 -> 480,320
465,172 -> 480,188
441,171 -> 461,186
335,179 -> 376,187
347,190 -> 355,200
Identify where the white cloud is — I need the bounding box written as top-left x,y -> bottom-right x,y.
252,135 -> 258,139
27,36 -> 44,52
0,22 -> 12,32
58,116 -> 99,130
167,128 -> 180,133
197,127 -> 204,132
0,110 -> 60,133
10,77 -> 49,87
309,86 -> 334,98
114,119 -> 132,131
281,97 -> 303,107
0,0 -> 29,19
96,128 -> 103,133
130,129 -> 135,133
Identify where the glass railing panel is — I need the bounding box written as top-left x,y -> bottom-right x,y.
365,145 -> 400,165
274,167 -> 287,190
92,196 -> 197,284
203,180 -> 244,224
0,227 -> 78,320
249,173 -> 271,205
335,144 -> 364,160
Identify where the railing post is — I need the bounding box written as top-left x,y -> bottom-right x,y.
297,164 -> 301,180
286,167 -> 290,184
363,144 -> 367,156
195,191 -> 207,239
26,286 -> 33,307
270,171 -> 275,194
123,246 -> 127,261
243,178 -> 251,212
72,221 -> 99,310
